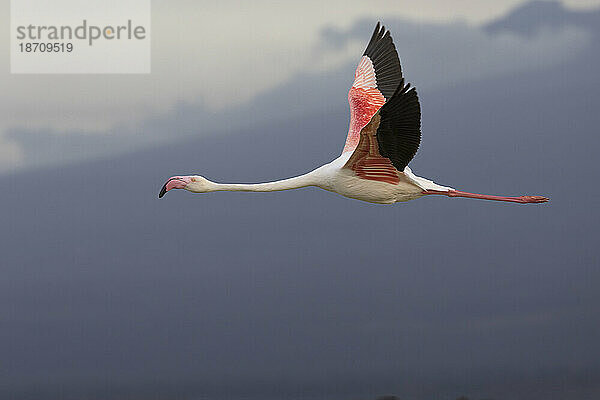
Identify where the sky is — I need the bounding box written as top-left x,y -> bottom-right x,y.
2,1 -> 600,400
0,0 -> 599,172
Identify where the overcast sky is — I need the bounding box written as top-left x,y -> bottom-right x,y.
3,2 -> 600,399
0,0 -> 598,172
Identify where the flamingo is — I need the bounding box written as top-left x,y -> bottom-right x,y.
159,23 -> 548,205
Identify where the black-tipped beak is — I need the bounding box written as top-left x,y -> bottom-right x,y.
159,177 -> 189,199
158,182 -> 168,198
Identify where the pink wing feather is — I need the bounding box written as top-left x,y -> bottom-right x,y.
342,23 -> 403,153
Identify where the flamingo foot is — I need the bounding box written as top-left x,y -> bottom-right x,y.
516,195 -> 549,204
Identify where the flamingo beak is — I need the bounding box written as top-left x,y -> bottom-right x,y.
158,182 -> 169,198
159,177 -> 191,198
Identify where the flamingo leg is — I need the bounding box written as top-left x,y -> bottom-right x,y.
422,190 -> 549,204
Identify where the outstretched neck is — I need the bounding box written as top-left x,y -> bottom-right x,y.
209,172 -> 319,192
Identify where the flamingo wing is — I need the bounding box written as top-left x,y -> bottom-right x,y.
344,79 -> 421,184
342,22 -> 403,153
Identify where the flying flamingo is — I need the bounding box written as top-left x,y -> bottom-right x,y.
159,23 -> 548,205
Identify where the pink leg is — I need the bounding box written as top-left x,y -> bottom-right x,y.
422,190 -> 549,204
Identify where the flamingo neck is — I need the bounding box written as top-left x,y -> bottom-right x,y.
210,173 -> 318,192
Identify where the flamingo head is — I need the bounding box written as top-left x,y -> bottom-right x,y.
159,175 -> 215,198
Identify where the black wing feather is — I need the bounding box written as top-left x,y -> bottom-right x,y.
363,22 -> 403,100
376,79 -> 421,171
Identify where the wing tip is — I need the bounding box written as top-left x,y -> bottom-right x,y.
361,21 -> 403,100
364,21 -> 388,56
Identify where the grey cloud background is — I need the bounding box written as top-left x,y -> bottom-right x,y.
2,1 -> 600,400
0,0 -> 596,173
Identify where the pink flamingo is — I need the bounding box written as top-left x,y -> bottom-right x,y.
160,23 -> 548,205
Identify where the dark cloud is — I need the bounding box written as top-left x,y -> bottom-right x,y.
484,0 -> 600,36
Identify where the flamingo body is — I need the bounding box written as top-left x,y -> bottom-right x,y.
306,153 -> 445,204
159,23 -> 548,205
